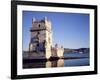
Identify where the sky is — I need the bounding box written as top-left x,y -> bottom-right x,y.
22,11 -> 89,51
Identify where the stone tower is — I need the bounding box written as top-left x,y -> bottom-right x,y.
29,17 -> 52,59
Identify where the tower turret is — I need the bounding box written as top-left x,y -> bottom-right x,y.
32,17 -> 36,23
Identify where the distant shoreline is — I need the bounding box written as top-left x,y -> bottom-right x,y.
64,48 -> 89,53
23,48 -> 89,53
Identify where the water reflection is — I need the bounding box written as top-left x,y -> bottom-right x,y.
23,59 -> 64,69
57,59 -> 64,67
23,52 -> 89,69
46,61 -> 51,67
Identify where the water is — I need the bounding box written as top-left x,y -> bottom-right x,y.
64,52 -> 89,57
64,52 -> 89,66
23,52 -> 89,69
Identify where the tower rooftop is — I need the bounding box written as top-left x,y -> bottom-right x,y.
32,17 -> 50,23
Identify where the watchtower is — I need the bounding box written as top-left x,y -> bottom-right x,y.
29,17 -> 52,59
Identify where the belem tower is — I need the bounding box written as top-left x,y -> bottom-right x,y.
24,17 -> 64,59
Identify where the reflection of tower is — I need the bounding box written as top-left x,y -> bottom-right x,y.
29,17 -> 52,59
45,59 -> 64,68
46,61 -> 52,67
57,59 -> 64,67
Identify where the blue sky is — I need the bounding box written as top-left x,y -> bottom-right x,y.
22,11 -> 89,50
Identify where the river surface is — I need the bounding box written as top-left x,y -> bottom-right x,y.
23,52 -> 89,69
